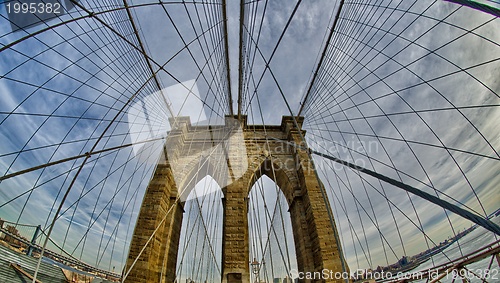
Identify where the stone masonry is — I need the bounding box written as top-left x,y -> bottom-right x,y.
124,116 -> 348,282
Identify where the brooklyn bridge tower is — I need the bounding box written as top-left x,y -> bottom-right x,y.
125,116 -> 348,282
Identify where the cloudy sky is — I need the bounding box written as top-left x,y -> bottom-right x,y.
0,0 -> 499,281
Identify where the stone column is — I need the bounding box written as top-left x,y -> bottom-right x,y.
284,116 -> 348,282
221,178 -> 250,283
297,164 -> 347,282
124,164 -> 183,283
288,194 -> 315,275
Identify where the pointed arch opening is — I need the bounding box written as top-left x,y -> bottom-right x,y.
176,175 -> 224,283
176,156 -> 227,202
247,174 -> 298,282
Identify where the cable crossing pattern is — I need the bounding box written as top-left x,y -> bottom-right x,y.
0,0 -> 499,282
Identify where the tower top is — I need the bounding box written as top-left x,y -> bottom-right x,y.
168,115 -> 305,132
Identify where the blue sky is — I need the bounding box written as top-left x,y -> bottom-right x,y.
0,0 -> 499,280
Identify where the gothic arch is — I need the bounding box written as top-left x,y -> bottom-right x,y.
125,116 -> 347,283
246,173 -> 298,282
176,157 -> 226,202
176,175 -> 224,282
247,157 -> 297,206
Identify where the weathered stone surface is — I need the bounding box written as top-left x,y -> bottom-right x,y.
125,116 -> 348,283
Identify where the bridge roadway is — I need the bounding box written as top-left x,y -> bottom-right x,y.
0,226 -> 121,279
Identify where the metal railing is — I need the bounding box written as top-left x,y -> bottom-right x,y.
379,240 -> 500,283
0,221 -> 121,280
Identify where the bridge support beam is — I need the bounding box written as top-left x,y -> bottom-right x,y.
221,179 -> 250,283
124,164 -> 183,283
283,117 -> 347,282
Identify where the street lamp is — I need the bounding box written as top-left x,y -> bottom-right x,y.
250,258 -> 260,283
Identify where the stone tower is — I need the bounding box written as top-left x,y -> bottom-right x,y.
124,116 -> 347,282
